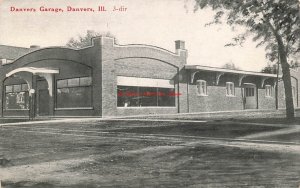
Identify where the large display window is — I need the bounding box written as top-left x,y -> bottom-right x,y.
117,76 -> 176,107
56,77 -> 92,108
5,84 -> 29,110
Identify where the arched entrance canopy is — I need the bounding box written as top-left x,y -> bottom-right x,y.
6,67 -> 59,96
6,67 -> 59,78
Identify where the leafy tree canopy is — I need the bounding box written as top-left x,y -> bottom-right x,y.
193,0 -> 299,62
193,0 -> 299,119
222,62 -> 240,70
261,63 -> 278,73
66,30 -> 116,49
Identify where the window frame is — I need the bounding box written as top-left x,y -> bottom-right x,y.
196,80 -> 208,96
4,83 -> 29,110
226,82 -> 235,97
265,85 -> 272,97
55,76 -> 93,109
56,76 -> 92,88
1,58 -> 14,65
117,85 -> 176,108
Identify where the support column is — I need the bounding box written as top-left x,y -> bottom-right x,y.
39,73 -> 54,116
238,75 -> 247,86
0,78 -> 3,118
29,75 -> 37,119
49,78 -> 54,116
190,70 -> 199,83
216,72 -> 225,85
260,77 -> 268,88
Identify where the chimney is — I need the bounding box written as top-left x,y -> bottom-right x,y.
175,40 -> 185,50
30,45 -> 40,49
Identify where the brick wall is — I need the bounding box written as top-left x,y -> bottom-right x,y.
0,47 -> 100,117
278,72 -> 299,109
257,88 -> 276,109
189,72 -> 243,112
188,85 -> 244,112
2,37 -> 296,117
99,37 -> 187,117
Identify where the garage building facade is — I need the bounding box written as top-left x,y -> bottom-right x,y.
0,37 -> 298,118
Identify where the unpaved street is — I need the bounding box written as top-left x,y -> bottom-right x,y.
0,119 -> 300,187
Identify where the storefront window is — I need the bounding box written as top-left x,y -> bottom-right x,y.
5,84 -> 29,110
56,77 -> 92,108
140,87 -> 158,106
117,86 -> 176,107
117,86 -> 139,107
158,88 -> 176,106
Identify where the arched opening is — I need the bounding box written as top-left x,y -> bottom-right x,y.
3,76 -> 30,117
4,67 -> 59,118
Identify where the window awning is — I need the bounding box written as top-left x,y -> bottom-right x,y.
117,76 -> 174,88
185,65 -> 278,77
6,67 -> 59,77
186,65 -> 281,85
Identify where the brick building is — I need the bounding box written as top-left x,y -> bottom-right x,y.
0,37 -> 298,118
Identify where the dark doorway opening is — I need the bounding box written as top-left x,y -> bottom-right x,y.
36,78 -> 50,116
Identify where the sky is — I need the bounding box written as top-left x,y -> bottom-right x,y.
0,0 -> 270,71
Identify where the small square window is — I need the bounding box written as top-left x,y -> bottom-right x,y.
245,87 -> 255,97
226,82 -> 235,96
197,80 -> 207,96
265,85 -> 272,97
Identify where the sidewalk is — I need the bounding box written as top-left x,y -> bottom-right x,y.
117,109 -> 289,121
1,108 -> 299,124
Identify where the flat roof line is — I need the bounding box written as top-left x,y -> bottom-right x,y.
185,65 -> 279,77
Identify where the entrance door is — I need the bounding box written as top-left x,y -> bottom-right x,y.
37,89 -> 49,116
244,84 -> 257,109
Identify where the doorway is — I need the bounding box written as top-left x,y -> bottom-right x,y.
244,84 -> 257,109
37,89 -> 49,116
36,78 -> 50,116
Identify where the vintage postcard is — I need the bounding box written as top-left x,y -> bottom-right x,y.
0,0 -> 299,187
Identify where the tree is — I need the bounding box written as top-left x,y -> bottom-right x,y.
261,64 -> 278,74
193,0 -> 300,119
66,30 -> 116,48
290,59 -> 299,69
222,62 -> 240,70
